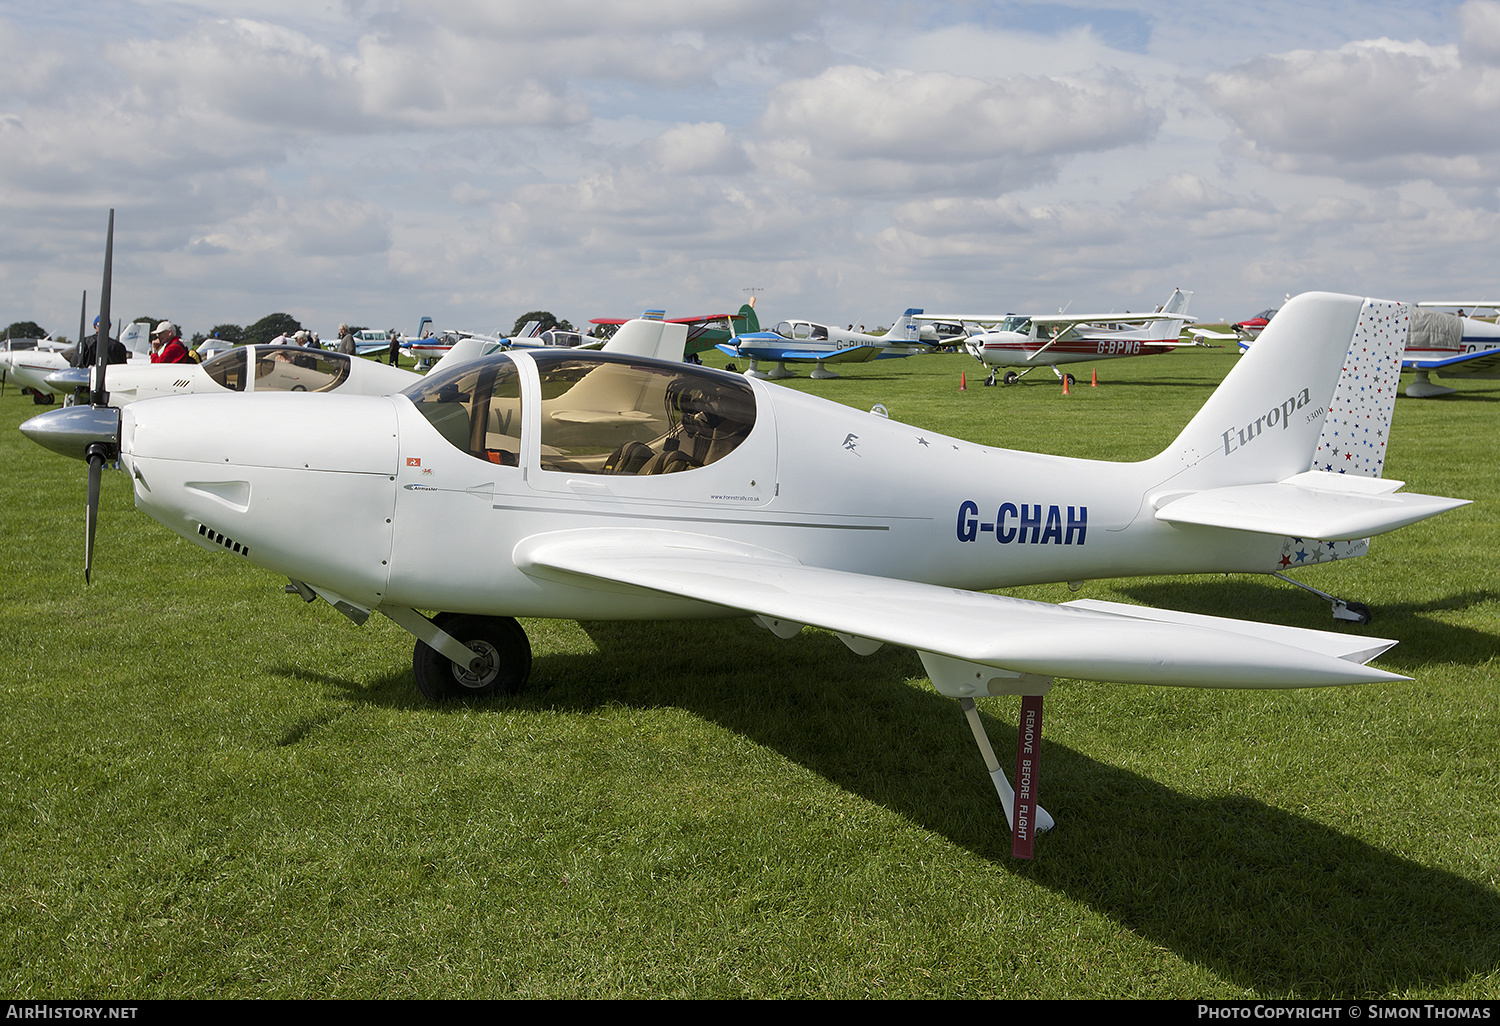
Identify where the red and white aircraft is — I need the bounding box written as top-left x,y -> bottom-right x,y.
916,289 -> 1202,385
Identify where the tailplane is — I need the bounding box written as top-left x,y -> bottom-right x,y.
1151,293 -> 1465,550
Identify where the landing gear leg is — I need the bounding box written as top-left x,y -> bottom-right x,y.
1271,572 -> 1372,624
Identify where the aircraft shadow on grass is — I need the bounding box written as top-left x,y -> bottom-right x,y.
275,614 -> 1500,997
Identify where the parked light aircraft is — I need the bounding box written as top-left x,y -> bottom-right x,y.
1397,303 -> 1500,397
718,310 -> 932,379
1235,307 -> 1279,342
47,344 -> 423,405
1238,301 -> 1500,398
47,318 -> 685,407
23,224 -> 1467,848
1,337 -> 78,403
918,289 -> 1201,386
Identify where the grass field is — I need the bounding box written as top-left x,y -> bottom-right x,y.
1,344 -> 1496,998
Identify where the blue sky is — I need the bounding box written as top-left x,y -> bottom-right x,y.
2,1 -> 1497,339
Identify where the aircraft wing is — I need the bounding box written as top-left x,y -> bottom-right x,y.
513,529 -> 1405,690
1153,471 -> 1468,540
1403,348 -> 1500,376
1030,312 -> 1188,326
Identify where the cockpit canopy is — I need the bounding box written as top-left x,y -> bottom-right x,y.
405,351 -> 757,475
771,320 -> 829,341
201,346 -> 353,393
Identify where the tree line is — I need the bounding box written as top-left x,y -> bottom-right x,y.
4,313 -> 308,348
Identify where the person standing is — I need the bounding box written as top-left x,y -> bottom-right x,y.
337,323 -> 356,355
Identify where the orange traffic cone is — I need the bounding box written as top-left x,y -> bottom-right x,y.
1061,373 -> 1070,395
1091,367 -> 1098,387
960,371 -> 967,390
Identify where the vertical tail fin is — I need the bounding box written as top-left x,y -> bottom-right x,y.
887,308 -> 925,344
1160,292 -> 1408,490
1144,289 -> 1193,340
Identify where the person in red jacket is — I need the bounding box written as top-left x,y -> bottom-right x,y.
150,321 -> 189,363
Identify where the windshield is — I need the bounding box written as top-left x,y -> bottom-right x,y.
406,355 -> 524,466
251,347 -> 353,392
202,347 -> 249,390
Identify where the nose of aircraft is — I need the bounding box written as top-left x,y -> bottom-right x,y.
121,392 -> 402,606
20,404 -> 120,461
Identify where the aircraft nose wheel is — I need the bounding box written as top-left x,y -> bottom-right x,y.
412,613 -> 532,700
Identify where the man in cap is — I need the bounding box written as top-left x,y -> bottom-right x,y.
73,316 -> 127,368
149,321 -> 189,364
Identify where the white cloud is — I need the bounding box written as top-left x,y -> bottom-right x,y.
752,65 -> 1162,195
1201,16 -> 1500,185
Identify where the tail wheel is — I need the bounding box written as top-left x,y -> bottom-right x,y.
412,613 -> 531,700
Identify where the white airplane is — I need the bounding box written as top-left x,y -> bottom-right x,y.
1237,301 -> 1500,397
1,337 -> 76,403
917,289 -> 1202,386
1398,302 -> 1500,397
46,313 -> 683,409
717,310 -> 933,379
48,344 -> 424,406
24,251 -> 1468,851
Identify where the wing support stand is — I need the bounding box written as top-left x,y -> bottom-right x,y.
919,651 -> 1054,857
1271,571 -> 1371,624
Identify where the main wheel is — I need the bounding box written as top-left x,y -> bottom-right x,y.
412,613 -> 531,700
1002,371 -> 1019,385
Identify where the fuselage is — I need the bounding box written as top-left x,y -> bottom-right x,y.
967,331 -> 1182,368
119,349 -> 1290,623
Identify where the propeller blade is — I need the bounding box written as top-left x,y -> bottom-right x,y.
91,210 -> 113,408
85,452 -> 102,585
77,289 -> 87,371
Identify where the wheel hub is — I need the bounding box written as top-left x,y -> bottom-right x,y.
450,639 -> 500,689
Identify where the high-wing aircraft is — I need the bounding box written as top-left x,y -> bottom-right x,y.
717,310 -> 933,379
591,303 -> 761,360
917,288 -> 1202,386
23,223 -> 1467,851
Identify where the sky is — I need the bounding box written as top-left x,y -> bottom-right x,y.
2,0 -> 1498,339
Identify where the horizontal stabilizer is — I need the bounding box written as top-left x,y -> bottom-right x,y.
515,529 -> 1408,690
1155,472 -> 1468,540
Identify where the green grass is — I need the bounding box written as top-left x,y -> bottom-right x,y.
0,346 -> 1496,998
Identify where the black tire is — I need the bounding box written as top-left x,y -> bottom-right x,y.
412,613 -> 531,700
1064,374 -> 1076,387
1003,371 -> 1019,385
1344,601 -> 1372,625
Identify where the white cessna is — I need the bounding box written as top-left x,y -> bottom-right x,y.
23,242 -> 1466,843
918,288 -> 1202,386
